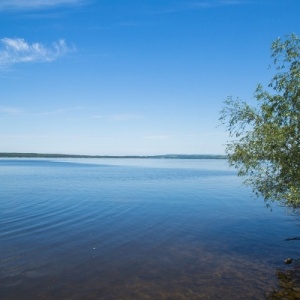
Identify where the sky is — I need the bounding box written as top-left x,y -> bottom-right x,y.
0,0 -> 299,155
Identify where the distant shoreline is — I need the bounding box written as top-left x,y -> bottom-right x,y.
0,153 -> 227,159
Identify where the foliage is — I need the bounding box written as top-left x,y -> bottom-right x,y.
220,34 -> 300,207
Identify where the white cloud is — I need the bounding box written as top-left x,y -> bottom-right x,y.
108,114 -> 144,121
150,0 -> 248,15
92,113 -> 144,121
0,0 -> 87,11
190,0 -> 248,9
143,135 -> 171,140
0,38 -> 73,68
29,106 -> 88,116
0,106 -> 23,114
219,0 -> 247,4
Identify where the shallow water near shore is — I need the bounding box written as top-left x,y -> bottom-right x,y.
0,158 -> 299,299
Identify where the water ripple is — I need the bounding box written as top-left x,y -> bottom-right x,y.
0,159 -> 299,299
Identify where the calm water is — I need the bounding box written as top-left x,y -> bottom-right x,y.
0,158 -> 299,299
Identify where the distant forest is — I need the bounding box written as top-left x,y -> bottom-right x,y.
0,153 -> 226,159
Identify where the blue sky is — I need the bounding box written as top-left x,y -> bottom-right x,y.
0,0 -> 299,155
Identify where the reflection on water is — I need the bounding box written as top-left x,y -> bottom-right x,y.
0,159 -> 299,299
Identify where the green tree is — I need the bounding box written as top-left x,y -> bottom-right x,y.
220,34 -> 300,207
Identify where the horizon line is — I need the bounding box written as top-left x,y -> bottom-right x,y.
0,152 -> 227,159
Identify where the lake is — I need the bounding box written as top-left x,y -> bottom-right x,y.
0,158 -> 299,299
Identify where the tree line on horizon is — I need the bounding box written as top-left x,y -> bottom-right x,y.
0,153 -> 226,159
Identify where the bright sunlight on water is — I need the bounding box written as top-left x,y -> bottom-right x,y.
0,159 -> 299,299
